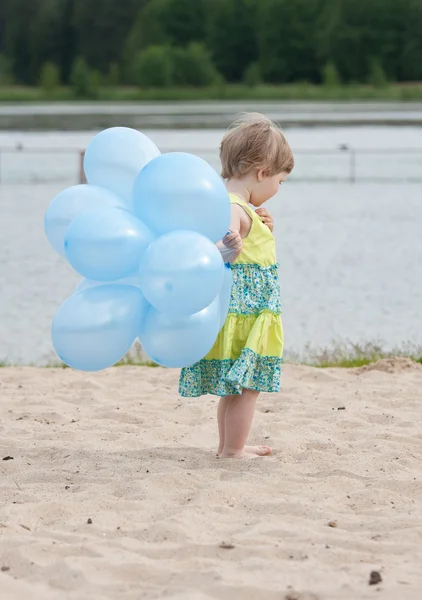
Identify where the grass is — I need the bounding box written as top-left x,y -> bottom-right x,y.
294,341 -> 422,368
1,341 -> 421,369
40,342 -> 158,369
2,83 -> 422,102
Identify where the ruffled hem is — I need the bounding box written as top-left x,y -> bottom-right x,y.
208,310 -> 283,361
179,348 -> 282,397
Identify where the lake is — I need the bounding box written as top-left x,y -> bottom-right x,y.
1,125 -> 422,364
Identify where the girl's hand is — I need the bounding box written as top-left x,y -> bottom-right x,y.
218,230 -> 243,263
256,207 -> 274,232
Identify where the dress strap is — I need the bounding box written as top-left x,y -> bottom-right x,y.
229,193 -> 256,221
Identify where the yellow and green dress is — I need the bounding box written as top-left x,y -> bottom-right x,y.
179,194 -> 283,397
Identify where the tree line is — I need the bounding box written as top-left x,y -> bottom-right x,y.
1,0 -> 422,93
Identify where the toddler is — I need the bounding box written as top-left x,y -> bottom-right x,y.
179,113 -> 294,458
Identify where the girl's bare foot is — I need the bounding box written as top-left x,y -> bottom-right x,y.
245,445 -> 272,456
217,445 -> 272,457
219,445 -> 272,459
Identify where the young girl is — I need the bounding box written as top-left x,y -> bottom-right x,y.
179,113 -> 294,459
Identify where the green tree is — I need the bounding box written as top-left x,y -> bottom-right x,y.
125,0 -> 206,75
0,54 -> 13,85
368,58 -> 388,88
132,46 -> 173,88
70,56 -> 98,97
72,0 -> 144,74
39,61 -> 60,92
243,62 -> 262,87
207,0 -> 258,82
257,0 -> 323,83
106,62 -> 120,86
322,61 -> 340,87
172,43 -> 219,86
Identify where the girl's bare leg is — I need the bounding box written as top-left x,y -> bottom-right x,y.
217,395 -> 233,455
221,388 -> 272,458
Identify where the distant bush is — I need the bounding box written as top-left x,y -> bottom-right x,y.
132,43 -> 221,88
132,46 -> 173,88
70,57 -> 99,98
243,62 -> 262,87
172,43 -> 220,86
322,62 -> 341,87
0,54 -> 13,85
368,58 -> 388,88
106,62 -> 120,86
39,62 -> 60,93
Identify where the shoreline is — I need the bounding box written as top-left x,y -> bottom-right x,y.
2,99 -> 422,130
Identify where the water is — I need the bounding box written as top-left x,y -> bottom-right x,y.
2,101 -> 422,129
1,126 -> 422,364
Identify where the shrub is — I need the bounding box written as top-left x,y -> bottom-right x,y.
243,62 -> 262,87
39,62 -> 60,93
132,46 -> 173,88
172,43 -> 220,86
0,54 -> 13,85
322,62 -> 341,87
368,58 -> 388,88
107,62 -> 120,86
70,57 -> 98,98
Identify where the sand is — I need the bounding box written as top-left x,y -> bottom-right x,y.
0,359 -> 421,600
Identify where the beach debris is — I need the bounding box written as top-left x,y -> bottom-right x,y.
369,571 -> 382,585
328,520 -> 338,528
20,524 -> 31,531
285,592 -> 320,600
1,566 -> 10,572
219,542 -> 235,550
2,456 -> 14,461
87,518 -> 93,525
337,406 -> 346,410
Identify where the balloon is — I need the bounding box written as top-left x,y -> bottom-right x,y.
139,230 -> 224,316
83,127 -> 160,206
44,184 -> 125,257
139,296 -> 220,368
75,275 -> 142,293
65,207 -> 154,281
52,285 -> 147,371
218,264 -> 233,329
132,152 -> 230,242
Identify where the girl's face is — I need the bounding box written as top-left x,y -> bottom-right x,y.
250,171 -> 289,207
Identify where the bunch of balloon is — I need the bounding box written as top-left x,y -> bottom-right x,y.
44,127 -> 233,371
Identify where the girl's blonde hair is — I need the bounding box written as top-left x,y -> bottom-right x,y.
220,113 -> 294,179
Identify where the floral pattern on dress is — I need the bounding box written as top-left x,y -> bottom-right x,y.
179,348 -> 282,397
230,263 -> 281,315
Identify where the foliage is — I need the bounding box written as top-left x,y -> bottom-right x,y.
2,0 -> 422,94
322,62 -> 340,87
244,62 -> 262,87
172,43 -> 219,86
368,57 -> 388,88
70,56 -> 98,98
39,61 -> 60,93
0,54 -> 13,85
132,45 -> 173,88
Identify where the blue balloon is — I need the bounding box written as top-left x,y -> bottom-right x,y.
75,275 -> 142,293
84,127 -> 161,206
65,207 -> 154,281
52,285 -> 147,371
218,264 -> 233,329
44,184 -> 125,257
132,152 -> 230,242
139,297 -> 220,368
139,230 -> 224,316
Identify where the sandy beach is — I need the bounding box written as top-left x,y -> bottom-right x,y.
1,359 -> 421,599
